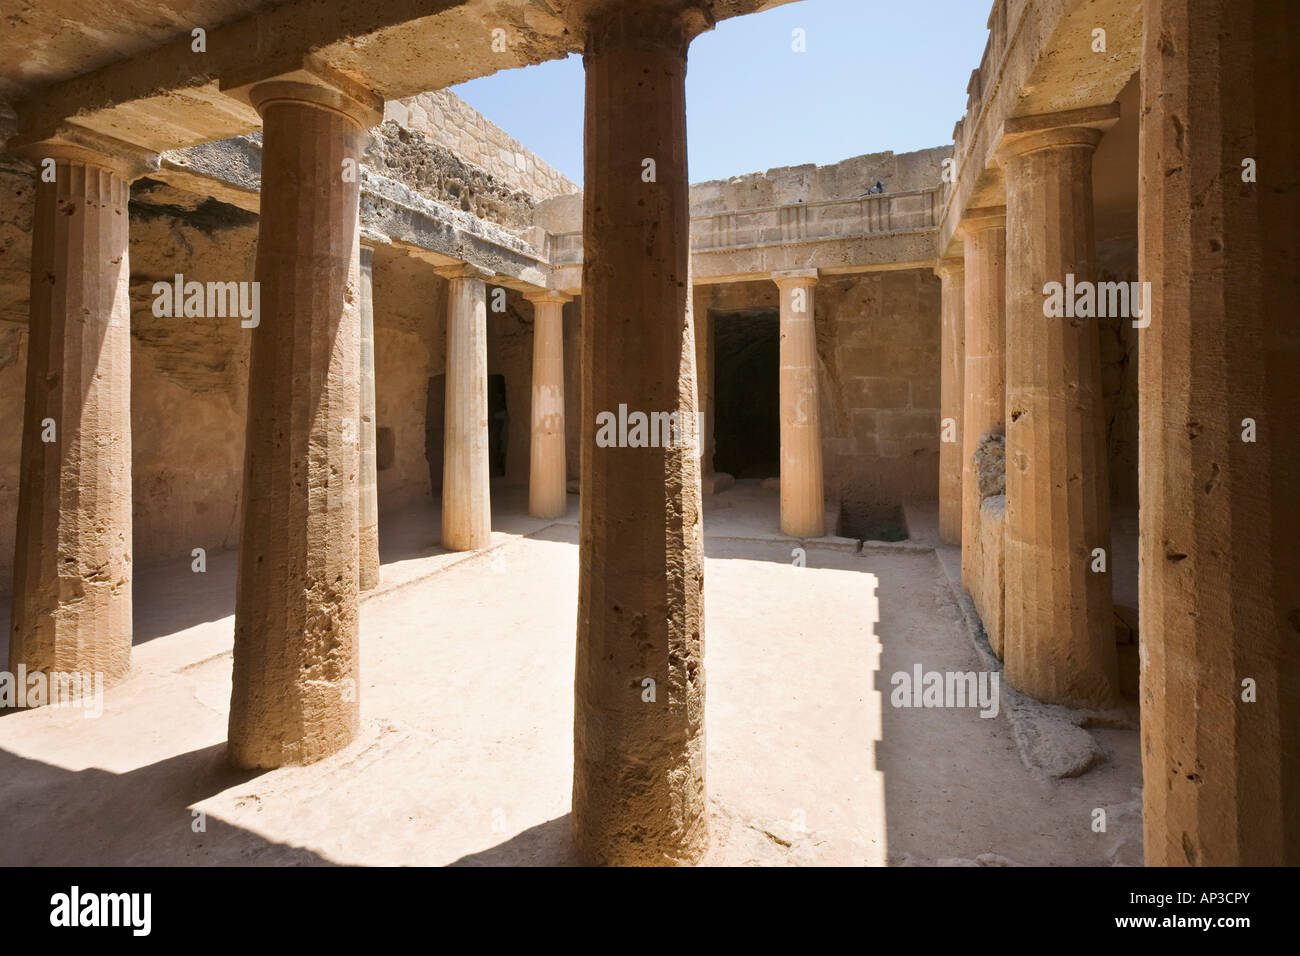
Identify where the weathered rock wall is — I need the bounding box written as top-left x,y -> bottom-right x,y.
371,249 -> 444,514
364,122 -> 539,234
126,181 -> 259,564
386,90 -> 577,203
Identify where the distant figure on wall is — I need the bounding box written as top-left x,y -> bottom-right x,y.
866,180 -> 885,195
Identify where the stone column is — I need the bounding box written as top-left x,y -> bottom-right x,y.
997,114 -> 1118,708
525,290 -> 569,520
773,268 -> 825,539
1139,0 -> 1299,865
574,5 -> 709,866
436,263 -> 492,551
957,208 -> 1006,589
692,285 -> 716,486
228,78 -> 379,768
8,139 -> 151,690
934,257 -> 964,546
358,237 -> 381,590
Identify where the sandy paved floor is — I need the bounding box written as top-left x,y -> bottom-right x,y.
0,484 -> 1141,865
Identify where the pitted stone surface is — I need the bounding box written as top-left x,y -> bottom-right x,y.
973,431 -> 1004,499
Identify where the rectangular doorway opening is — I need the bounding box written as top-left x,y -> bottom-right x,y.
712,308 -> 780,479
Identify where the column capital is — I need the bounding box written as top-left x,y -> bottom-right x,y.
359,230 -> 389,252
933,256 -> 965,280
584,4 -> 715,57
221,59 -> 382,129
524,289 -> 572,306
434,262 -> 494,282
955,205 -> 1007,239
8,126 -> 160,181
994,104 -> 1119,165
771,268 -> 819,289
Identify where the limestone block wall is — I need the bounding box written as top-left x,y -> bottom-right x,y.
386,91 -> 577,203
818,269 -> 943,518
690,147 -> 950,215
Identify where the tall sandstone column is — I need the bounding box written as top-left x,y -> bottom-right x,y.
1139,0 -> 1299,865
998,116 -> 1117,708
358,238 -> 380,590
436,264 -> 492,552
773,269 -> 825,539
228,78 -> 378,768
957,208 -> 1006,593
574,5 -> 708,865
526,291 -> 569,520
9,142 -> 147,688
934,257 -> 964,546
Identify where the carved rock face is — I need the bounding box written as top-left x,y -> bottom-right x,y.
974,430 -> 1005,499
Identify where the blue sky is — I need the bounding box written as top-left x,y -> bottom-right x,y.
450,0 -> 992,185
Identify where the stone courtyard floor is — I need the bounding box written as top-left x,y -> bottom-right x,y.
0,483 -> 1142,865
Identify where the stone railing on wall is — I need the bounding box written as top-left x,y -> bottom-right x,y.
385,90 -> 577,203
690,187 -> 940,252
545,186 -> 943,280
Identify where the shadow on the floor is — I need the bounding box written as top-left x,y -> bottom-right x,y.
449,814 -> 582,866
131,548 -> 239,645
0,742 -> 335,865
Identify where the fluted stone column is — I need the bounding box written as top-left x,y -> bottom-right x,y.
228,78 -> 378,768
8,141 -> 149,689
934,257 -> 964,546
692,285 -> 714,481
436,263 -> 492,551
1139,0 -> 1299,865
957,208 -> 1006,588
773,269 -> 825,539
358,238 -> 380,590
574,5 -> 709,866
526,290 -> 569,520
959,210 -> 1008,656
997,116 -> 1117,708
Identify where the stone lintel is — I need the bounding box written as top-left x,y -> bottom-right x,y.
359,229 -> 390,250
434,262 -> 495,282
8,125 -> 160,181
221,59 -> 383,129
523,289 -> 572,305
771,267 -> 819,287
955,205 -> 1008,238
933,256 -> 965,279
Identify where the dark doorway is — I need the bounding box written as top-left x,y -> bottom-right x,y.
425,375 -> 444,495
488,373 -> 508,478
712,308 -> 780,479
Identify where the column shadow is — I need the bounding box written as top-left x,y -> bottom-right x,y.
0,742 -> 336,865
